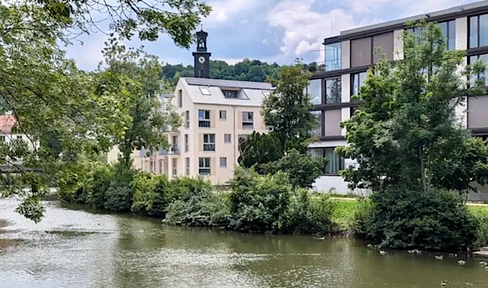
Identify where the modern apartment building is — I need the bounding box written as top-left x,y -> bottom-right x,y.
116,29 -> 273,184
308,1 -> 488,194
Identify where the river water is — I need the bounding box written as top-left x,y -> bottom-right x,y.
1,199 -> 488,288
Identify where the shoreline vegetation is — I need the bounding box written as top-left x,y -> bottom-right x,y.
57,162 -> 488,252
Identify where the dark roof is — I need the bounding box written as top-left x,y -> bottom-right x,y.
184,77 -> 273,90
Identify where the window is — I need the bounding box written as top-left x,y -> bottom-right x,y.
238,134 -> 247,151
200,87 -> 211,95
242,112 -> 254,129
469,54 -> 488,85
177,89 -> 182,108
198,109 -> 210,127
351,37 -> 372,67
439,20 -> 456,50
185,110 -> 190,128
309,147 -> 345,175
224,134 -> 231,143
219,110 -> 227,120
307,79 -> 322,105
0,136 -> 5,142
325,42 -> 341,71
186,157 -> 190,176
184,134 -> 189,152
150,161 -> 154,172
171,136 -> 178,154
198,157 -> 211,175
16,135 -> 22,140
469,14 -> 488,48
311,111 -> 322,136
159,160 -> 163,175
351,72 -> 367,96
172,158 -> 177,176
222,90 -> 238,98
325,78 -> 341,104
220,157 -> 227,168
203,134 -> 215,151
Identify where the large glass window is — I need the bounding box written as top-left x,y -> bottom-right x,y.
438,20 -> 456,50
325,77 -> 341,104
309,147 -> 345,175
203,134 -> 215,151
469,14 -> 488,48
308,79 -> 322,105
351,72 -> 367,96
469,53 -> 488,86
325,43 -> 341,71
324,147 -> 345,175
310,111 -> 322,137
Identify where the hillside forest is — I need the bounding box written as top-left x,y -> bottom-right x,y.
160,59 -> 324,83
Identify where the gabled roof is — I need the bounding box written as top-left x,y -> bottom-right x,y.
180,77 -> 273,107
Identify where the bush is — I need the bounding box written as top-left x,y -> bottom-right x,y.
131,174 -> 169,217
165,193 -> 231,228
228,167 -> 292,233
285,189 -> 334,234
367,186 -> 477,251
166,176 -> 212,203
470,207 -> 488,249
348,198 -> 373,238
86,164 -> 113,208
262,149 -> 327,189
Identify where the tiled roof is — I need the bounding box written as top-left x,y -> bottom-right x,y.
0,115 -> 16,134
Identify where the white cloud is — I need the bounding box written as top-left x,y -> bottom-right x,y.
267,1 -> 364,61
266,0 -> 481,64
205,0 -> 263,25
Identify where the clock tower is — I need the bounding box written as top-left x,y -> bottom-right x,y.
192,29 -> 211,78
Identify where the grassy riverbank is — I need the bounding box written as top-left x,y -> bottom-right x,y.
57,163 -> 488,251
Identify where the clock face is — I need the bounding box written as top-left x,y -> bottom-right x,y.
198,56 -> 206,64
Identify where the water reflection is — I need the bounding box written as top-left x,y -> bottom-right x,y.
0,199 -> 487,288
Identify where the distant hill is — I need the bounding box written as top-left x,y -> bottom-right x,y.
160,58 -> 324,84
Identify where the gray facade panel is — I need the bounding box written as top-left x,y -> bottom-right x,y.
373,32 -> 394,63
350,37 -> 372,67
468,96 -> 488,129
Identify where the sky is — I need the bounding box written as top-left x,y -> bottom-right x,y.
65,0 -> 482,71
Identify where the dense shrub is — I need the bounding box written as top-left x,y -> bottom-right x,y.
367,186 -> 477,251
471,209 -> 488,249
165,193 -> 231,228
284,189 -> 334,234
262,149 -> 327,189
348,198 -> 373,238
131,175 -> 167,217
166,176 -> 212,203
228,167 -> 292,233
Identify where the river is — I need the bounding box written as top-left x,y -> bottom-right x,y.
1,199 -> 488,288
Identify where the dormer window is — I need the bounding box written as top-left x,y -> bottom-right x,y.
200,87 -> 211,95
222,90 -> 238,98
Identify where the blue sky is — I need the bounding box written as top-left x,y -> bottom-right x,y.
66,0 -> 480,71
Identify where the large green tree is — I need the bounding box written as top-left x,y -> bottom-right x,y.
261,64 -> 318,151
338,21 -> 488,194
100,40 -> 182,169
22,0 -> 211,46
0,6 -> 132,221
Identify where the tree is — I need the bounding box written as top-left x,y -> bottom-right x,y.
99,40 -> 182,169
17,0 -> 211,46
338,21 -> 488,194
262,149 -> 327,189
0,6 -> 132,221
261,64 -> 318,151
237,132 -> 282,172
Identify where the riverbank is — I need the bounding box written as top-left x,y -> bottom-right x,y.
56,163 -> 488,251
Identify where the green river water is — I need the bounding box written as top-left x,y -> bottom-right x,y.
1,199 -> 487,288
